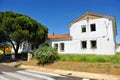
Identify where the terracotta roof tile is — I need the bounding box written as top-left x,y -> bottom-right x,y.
48,34 -> 71,39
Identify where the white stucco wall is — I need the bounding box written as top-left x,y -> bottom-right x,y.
116,46 -> 120,52
69,18 -> 116,55
11,42 -> 32,53
47,38 -> 72,53
48,18 -> 116,55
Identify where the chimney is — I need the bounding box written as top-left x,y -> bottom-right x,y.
52,32 -> 54,36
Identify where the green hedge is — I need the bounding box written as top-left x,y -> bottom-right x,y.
59,52 -> 120,63
0,52 -> 11,57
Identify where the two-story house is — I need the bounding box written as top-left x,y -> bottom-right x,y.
47,12 -> 117,55
12,12 -> 117,55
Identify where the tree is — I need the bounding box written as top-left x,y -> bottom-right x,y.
0,11 -> 48,59
0,32 -> 8,56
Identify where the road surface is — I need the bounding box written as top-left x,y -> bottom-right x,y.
0,64 -> 96,80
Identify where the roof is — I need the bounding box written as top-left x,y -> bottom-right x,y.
69,12 -> 117,35
48,34 -> 71,39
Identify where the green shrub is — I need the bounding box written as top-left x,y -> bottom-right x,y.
34,45 -> 58,65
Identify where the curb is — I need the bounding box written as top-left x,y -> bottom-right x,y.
18,65 -> 120,80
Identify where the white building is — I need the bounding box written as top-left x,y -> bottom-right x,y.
47,12 -> 117,55
11,41 -> 34,53
12,12 -> 117,55
116,45 -> 120,52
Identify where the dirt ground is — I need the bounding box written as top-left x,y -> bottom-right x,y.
19,59 -> 120,76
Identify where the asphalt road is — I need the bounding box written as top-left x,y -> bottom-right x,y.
0,64 -> 96,80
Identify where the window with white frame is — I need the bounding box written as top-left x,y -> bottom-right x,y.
81,25 -> 86,33
31,44 -> 34,50
91,40 -> 97,49
23,44 -> 26,50
60,43 -> 64,51
90,24 -> 96,31
81,41 -> 87,49
54,43 -> 58,51
19,44 -> 22,49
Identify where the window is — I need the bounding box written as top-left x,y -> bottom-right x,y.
81,25 -> 86,32
60,43 -> 64,51
91,40 -> 97,49
54,43 -> 58,51
90,24 -> 96,31
19,44 -> 22,49
81,41 -> 87,49
23,44 -> 26,50
31,44 -> 34,50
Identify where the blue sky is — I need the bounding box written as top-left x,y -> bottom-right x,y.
0,0 -> 120,43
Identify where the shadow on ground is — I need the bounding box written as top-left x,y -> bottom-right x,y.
0,53 -> 27,63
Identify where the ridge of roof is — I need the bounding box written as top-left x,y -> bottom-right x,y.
68,12 -> 117,35
69,12 -> 115,27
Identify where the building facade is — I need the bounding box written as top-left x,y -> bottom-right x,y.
47,12 -> 117,55
12,12 -> 117,55
11,41 -> 33,53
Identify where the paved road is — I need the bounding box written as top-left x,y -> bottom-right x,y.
0,64 -> 96,80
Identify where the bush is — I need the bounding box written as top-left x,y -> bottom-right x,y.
34,45 -> 58,65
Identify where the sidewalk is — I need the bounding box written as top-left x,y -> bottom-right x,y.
2,62 -> 120,80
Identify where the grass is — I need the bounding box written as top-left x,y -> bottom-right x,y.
16,52 -> 120,75
58,52 -> 120,63
2,52 -> 120,75
19,60 -> 120,75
